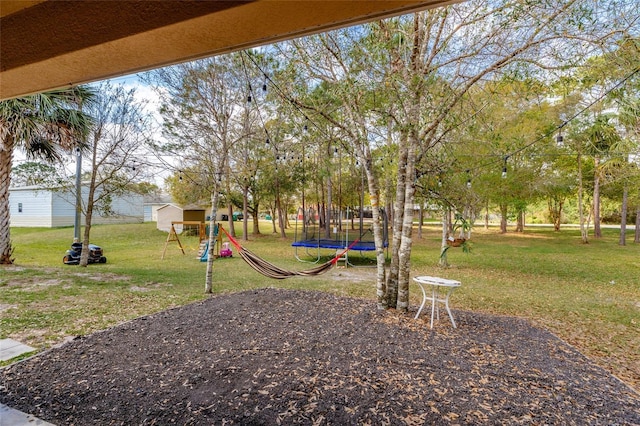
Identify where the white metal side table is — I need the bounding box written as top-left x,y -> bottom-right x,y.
413,275 -> 461,328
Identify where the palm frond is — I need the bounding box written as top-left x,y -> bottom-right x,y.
24,136 -> 62,162
0,86 -> 97,158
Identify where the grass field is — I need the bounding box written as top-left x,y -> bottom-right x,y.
1,221 -> 638,393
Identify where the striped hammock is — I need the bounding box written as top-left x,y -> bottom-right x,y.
218,225 -> 361,279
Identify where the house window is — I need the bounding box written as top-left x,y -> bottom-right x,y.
18,203 -> 23,213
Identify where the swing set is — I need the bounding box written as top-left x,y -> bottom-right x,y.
162,221 -> 216,260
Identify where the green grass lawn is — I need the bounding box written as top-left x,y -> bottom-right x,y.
2,221 -> 638,393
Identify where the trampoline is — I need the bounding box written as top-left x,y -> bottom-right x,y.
292,239 -> 379,251
292,207 -> 388,266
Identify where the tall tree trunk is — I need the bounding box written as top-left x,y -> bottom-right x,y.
383,119 -> 395,241
593,156 -> 602,238
242,184 -> 249,241
499,203 -> 508,234
79,189 -> 95,267
548,196 -> 563,231
516,209 -> 524,233
577,152 -> 589,243
439,209 -> 450,268
80,135 -> 100,267
273,164 -> 286,238
80,216 -> 93,267
417,203 -> 424,239
252,209 -> 260,235
397,129 -> 417,313
464,205 -> 474,240
276,193 -> 286,238
635,205 -> 640,244
205,189 -> 220,293
364,162 -> 387,310
484,201 -> 489,230
619,184 -> 628,246
0,135 -> 16,264
270,206 -> 277,234
386,134 -> 408,309
227,203 -> 235,236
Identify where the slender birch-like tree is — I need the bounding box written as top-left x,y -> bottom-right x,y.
77,82 -> 150,267
281,0 -> 635,310
145,55 -> 256,293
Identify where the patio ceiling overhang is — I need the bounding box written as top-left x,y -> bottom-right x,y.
0,0 -> 456,100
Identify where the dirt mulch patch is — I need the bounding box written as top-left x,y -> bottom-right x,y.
1,288 -> 638,425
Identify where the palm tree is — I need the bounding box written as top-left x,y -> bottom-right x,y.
0,87 -> 94,264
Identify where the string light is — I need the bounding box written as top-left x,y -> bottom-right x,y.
448,67 -> 639,179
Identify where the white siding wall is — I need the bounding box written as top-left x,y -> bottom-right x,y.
8,188 -> 54,227
52,190 -> 144,226
94,192 -> 144,224
9,186 -> 144,227
51,190 -> 76,227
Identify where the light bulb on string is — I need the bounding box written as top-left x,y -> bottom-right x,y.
466,170 -> 471,188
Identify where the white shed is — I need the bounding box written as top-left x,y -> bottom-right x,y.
156,204 -> 207,233
9,185 -> 144,227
